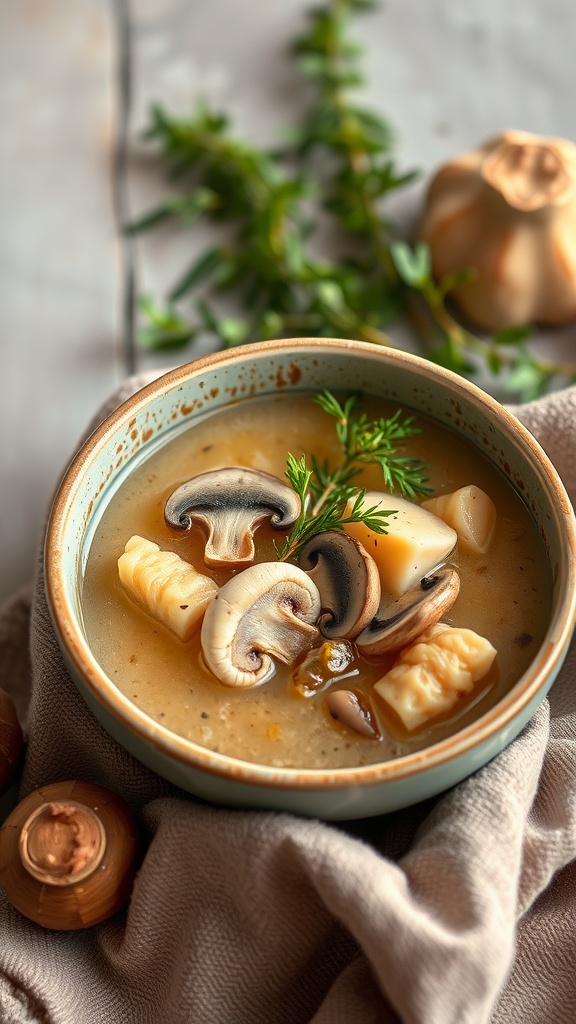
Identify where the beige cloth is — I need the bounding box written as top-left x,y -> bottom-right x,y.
1,376 -> 576,1024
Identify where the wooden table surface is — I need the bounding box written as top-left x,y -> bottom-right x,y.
1,0 -> 575,603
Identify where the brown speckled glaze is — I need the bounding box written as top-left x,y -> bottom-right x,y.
43,339 -> 576,819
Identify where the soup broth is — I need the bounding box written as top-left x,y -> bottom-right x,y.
81,392 -> 550,769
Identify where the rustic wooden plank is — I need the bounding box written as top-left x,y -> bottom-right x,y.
126,0 -> 576,381
0,0 -> 121,602
2,0 -> 575,606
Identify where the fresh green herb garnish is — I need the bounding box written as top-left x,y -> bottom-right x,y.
129,0 -> 576,401
274,391 -> 430,561
274,453 -> 391,563
311,391 -> 432,501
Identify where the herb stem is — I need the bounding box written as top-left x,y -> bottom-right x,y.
275,391 -> 429,562
132,0 -> 576,401
319,3 -> 398,280
310,481 -> 337,518
417,286 -> 576,380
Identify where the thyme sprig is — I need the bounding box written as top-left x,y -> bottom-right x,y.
310,391 -> 431,502
130,0 -> 576,401
274,391 -> 430,561
390,242 -> 576,400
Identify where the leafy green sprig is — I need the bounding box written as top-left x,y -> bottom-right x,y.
129,0 -> 576,401
310,391 -> 431,502
274,454 -> 391,562
274,391 -> 430,561
290,0 -> 415,317
293,3 -> 576,399
129,102 -> 319,350
391,242 -> 576,400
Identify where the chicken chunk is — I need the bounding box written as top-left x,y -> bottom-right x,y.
373,622 -> 497,731
118,535 -> 218,641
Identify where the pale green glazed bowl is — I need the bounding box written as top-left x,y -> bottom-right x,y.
44,339 -> 576,820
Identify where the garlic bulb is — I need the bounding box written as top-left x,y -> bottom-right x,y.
419,130 -> 576,330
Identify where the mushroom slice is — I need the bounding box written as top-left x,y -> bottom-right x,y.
325,690 -> 381,740
293,640 -> 356,697
298,532 -> 381,640
200,561 -> 321,688
164,468 -> 301,568
356,568 -> 460,656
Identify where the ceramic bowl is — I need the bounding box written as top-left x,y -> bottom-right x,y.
44,339 -> 576,820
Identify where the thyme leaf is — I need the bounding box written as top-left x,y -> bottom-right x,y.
131,0 -> 576,402
274,391 -> 429,561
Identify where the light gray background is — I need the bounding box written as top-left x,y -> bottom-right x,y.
1,0 -> 575,602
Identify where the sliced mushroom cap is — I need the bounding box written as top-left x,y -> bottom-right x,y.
200,561 -> 321,688
298,532 -> 381,640
325,690 -> 381,739
164,468 -> 301,568
356,568 -> 460,656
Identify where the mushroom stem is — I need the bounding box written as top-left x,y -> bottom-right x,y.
165,467 -> 301,568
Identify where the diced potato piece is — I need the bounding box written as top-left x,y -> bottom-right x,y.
118,535 -> 218,641
373,622 -> 497,731
343,492 -> 457,597
422,485 -> 496,554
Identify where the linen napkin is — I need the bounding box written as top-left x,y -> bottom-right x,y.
1,374 -> 575,1024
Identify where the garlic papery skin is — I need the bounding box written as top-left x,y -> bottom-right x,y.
418,130 -> 576,331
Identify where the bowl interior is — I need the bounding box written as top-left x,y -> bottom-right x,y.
45,339 -> 576,800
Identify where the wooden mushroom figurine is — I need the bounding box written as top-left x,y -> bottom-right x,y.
165,467 -> 301,568
0,687 -> 24,798
0,780 -> 140,929
419,129 -> 576,330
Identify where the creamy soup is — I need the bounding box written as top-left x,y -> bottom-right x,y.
81,392 -> 550,770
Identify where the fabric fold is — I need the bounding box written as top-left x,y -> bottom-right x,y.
0,379 -> 575,1024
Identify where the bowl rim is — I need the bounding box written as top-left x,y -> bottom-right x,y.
44,337 -> 576,791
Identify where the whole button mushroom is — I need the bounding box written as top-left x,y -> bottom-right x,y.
200,561 -> 322,687
0,687 -> 24,798
164,467 -> 301,568
0,780 -> 140,930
